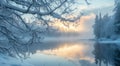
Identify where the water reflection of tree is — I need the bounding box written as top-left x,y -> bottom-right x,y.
0,41 -> 64,59
114,47 -> 120,66
0,43 -> 31,59
93,42 -> 120,66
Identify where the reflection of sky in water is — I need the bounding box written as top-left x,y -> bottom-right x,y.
38,43 -> 94,62
25,53 -> 76,66
24,41 -> 104,66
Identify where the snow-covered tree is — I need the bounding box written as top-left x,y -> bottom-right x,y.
0,0 -> 84,57
93,0 -> 120,39
114,0 -> 120,34
100,14 -> 109,37
0,0 -> 82,44
93,13 -> 115,39
93,13 -> 107,39
93,14 -> 101,39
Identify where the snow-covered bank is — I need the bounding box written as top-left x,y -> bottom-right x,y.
0,54 -> 33,66
98,40 -> 120,43
96,38 -> 120,43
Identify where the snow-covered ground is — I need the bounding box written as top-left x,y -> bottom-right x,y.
0,54 -> 34,66
97,38 -> 120,44
98,40 -> 120,43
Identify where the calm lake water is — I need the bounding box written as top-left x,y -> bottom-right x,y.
0,40 -> 120,66
19,40 -> 119,66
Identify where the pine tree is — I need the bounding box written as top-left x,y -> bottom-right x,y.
93,13 -> 102,39
114,1 -> 120,34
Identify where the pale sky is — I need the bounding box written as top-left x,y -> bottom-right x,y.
24,0 -> 115,39
76,0 -> 114,13
55,0 -> 115,39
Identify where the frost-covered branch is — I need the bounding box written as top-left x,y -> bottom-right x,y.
0,0 -> 86,57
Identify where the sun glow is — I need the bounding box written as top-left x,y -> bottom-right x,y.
50,13 -> 95,33
37,43 -> 94,63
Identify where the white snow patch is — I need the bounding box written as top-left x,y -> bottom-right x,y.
0,54 -> 34,66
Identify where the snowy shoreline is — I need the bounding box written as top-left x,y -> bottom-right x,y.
98,40 -> 120,43
95,38 -> 120,43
